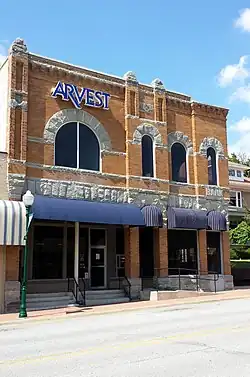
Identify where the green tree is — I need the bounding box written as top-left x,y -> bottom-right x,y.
230,221 -> 250,259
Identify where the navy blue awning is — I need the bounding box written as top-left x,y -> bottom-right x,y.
141,205 -> 163,227
167,207 -> 207,230
207,210 -> 227,231
32,196 -> 145,226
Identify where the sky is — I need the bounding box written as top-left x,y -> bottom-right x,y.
1,1 -> 250,156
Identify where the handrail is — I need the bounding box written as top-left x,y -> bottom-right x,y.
123,276 -> 132,301
151,267 -> 220,293
67,277 -> 86,306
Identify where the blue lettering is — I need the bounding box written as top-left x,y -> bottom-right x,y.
85,89 -> 95,107
65,84 -> 81,109
102,92 -> 111,110
73,86 -> 87,104
51,81 -> 66,99
94,91 -> 104,108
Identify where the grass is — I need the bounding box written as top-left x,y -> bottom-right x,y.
231,260 -> 250,269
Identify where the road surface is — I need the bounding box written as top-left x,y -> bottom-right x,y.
1,298 -> 250,376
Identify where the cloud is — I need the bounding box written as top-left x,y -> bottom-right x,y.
235,8 -> 250,32
230,84 -> 250,103
217,56 -> 249,87
229,117 -> 250,154
0,43 -> 7,67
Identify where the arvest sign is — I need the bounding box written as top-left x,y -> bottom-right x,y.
51,81 -> 111,110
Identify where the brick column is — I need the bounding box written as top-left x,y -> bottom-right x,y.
0,246 -> 6,314
5,245 -> 20,313
124,227 -> 141,299
154,227 -> 169,290
222,231 -> 231,275
198,230 -> 208,275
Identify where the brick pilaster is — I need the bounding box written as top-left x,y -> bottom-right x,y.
154,227 -> 168,277
124,227 -> 140,278
198,230 -> 207,275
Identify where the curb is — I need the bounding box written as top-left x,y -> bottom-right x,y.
1,292 -> 250,327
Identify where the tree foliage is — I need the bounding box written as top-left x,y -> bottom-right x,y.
230,221 -> 250,259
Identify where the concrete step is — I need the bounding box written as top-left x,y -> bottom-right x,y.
86,297 -> 130,306
27,292 -> 73,304
85,290 -> 125,299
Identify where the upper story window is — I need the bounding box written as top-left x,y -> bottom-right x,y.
229,191 -> 242,208
237,170 -> 242,178
229,169 -> 235,177
141,135 -> 154,177
207,147 -> 217,185
171,142 -> 187,183
55,122 -> 100,171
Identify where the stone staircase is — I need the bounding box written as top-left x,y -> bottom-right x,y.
26,289 -> 129,311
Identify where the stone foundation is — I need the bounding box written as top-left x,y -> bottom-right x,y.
5,281 -> 20,313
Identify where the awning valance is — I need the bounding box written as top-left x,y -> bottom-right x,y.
32,196 -> 145,226
141,205 -> 163,227
207,210 -> 227,231
167,207 -> 207,230
0,200 -> 26,245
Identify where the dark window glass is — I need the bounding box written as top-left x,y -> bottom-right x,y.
90,229 -> 106,246
207,232 -> 221,274
237,170 -> 242,177
142,135 -> 154,177
207,147 -> 217,185
55,122 -> 77,168
33,225 -> 63,279
79,124 -> 100,171
229,169 -> 235,177
67,226 -> 75,278
171,143 -> 187,183
116,228 -> 124,254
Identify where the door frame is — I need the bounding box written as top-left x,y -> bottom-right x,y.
88,228 -> 107,289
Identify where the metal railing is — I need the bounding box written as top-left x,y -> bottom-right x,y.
67,277 -> 86,306
140,267 -> 219,293
107,276 -> 132,301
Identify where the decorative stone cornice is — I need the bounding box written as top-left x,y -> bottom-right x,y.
199,137 -> 225,160
191,101 -> 228,120
9,38 -> 27,55
43,108 -> 112,151
166,96 -> 191,112
167,131 -> 193,154
123,71 -> 138,86
151,78 -> 165,93
132,124 -> 163,146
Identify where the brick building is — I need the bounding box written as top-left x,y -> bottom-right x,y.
0,38 -> 232,312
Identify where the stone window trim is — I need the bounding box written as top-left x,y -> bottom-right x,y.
43,108 -> 112,152
199,137 -> 225,160
132,123 -> 163,146
167,131 -> 193,155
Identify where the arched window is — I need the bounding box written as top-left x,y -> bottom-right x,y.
55,122 -> 100,171
141,135 -> 154,177
171,143 -> 187,183
207,147 -> 217,185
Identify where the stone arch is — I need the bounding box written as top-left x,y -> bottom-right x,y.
167,131 -> 193,155
199,137 -> 225,160
132,123 -> 162,146
43,109 -> 112,151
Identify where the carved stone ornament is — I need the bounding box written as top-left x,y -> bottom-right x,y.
123,71 -> 138,84
199,137 -> 225,160
151,78 -> 165,91
9,99 -> 28,111
10,38 -> 27,54
132,123 -> 163,146
167,131 -> 193,154
43,108 -> 112,151
140,103 -> 154,113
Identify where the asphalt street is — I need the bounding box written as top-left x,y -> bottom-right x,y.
1,298 -> 250,376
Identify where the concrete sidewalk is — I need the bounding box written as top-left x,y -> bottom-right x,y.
1,288 -> 250,326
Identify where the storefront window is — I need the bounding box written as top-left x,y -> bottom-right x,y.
168,229 -> 198,274
207,232 -> 221,274
33,225 -> 64,279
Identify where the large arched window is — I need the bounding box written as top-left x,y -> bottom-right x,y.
207,147 -> 217,185
171,142 -> 187,183
55,122 -> 100,171
141,135 -> 154,177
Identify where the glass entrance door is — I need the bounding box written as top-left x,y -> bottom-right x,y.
90,229 -> 106,288
90,248 -> 106,288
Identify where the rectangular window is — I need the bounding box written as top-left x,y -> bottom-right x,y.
229,169 -> 235,177
229,191 -> 242,207
116,254 -> 125,277
237,170 -> 242,177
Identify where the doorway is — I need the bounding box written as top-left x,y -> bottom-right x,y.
90,229 -> 106,288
